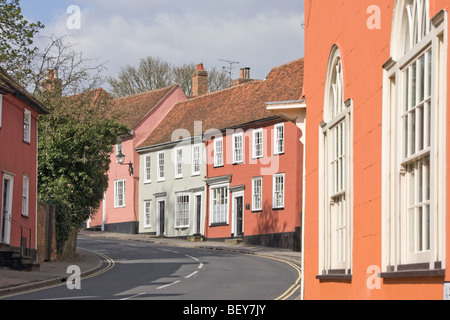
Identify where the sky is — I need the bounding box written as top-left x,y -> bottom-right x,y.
19,0 -> 305,85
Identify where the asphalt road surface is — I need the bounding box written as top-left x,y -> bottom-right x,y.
5,236 -> 300,301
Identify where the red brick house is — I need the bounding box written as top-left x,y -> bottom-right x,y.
0,67 -> 49,266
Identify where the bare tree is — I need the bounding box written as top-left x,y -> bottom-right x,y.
107,56 -> 230,97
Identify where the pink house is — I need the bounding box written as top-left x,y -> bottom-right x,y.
0,67 -> 49,266
89,85 -> 186,233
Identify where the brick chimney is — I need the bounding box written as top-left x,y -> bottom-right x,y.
192,63 -> 208,96
41,69 -> 62,95
231,67 -> 252,86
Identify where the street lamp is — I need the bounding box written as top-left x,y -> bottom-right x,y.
116,151 -> 134,176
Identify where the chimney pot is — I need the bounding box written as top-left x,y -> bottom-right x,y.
192,63 -> 208,97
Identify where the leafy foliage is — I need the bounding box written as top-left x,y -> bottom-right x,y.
0,0 -> 44,83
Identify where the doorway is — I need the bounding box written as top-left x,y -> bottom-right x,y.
194,194 -> 202,235
1,174 -> 13,245
232,192 -> 244,238
157,199 -> 165,236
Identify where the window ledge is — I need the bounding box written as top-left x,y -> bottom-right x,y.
380,262 -> 445,278
316,269 -> 352,280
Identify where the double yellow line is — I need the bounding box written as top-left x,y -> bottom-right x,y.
256,255 -> 302,301
81,249 -> 115,280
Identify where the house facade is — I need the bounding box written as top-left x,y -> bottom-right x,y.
88,85 -> 186,234
0,67 -> 48,260
205,118 -> 303,251
302,0 -> 449,299
136,139 -> 207,237
135,60 -> 304,250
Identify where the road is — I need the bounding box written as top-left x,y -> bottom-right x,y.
5,236 -> 301,300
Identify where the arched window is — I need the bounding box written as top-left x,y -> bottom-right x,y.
382,1 -> 446,274
318,46 -> 353,277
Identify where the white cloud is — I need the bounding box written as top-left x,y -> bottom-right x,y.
38,1 -> 304,83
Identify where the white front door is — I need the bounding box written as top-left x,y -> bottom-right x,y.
1,174 -> 14,244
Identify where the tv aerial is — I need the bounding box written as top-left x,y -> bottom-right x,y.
219,59 -> 239,86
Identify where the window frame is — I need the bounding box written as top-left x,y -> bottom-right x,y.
253,128 -> 263,159
252,176 -> 263,211
144,154 -> 151,183
192,144 -> 202,176
272,173 -> 285,209
318,46 -> 353,278
175,193 -> 190,228
174,147 -> 183,179
157,151 -> 165,181
22,174 -> 29,216
209,183 -> 229,225
23,109 -> 31,143
0,94 -> 3,128
114,179 -> 126,208
143,200 -> 151,228
232,131 -> 244,164
214,137 -> 224,167
381,5 -> 447,273
274,123 -> 285,155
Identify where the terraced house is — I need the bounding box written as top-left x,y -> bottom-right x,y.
136,59 -> 305,251
0,67 -> 49,267
89,85 -> 186,234
302,0 -> 450,300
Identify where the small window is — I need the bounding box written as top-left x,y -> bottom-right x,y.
272,173 -> 285,209
0,94 -> 3,128
114,179 -> 126,208
232,132 -> 244,164
23,109 -> 31,143
274,123 -> 284,155
143,200 -> 151,228
175,194 -> 190,228
22,175 -> 29,216
214,137 -> 224,167
157,151 -> 165,181
252,177 -> 262,211
175,148 -> 183,178
253,128 -> 263,158
192,144 -> 201,175
144,155 -> 151,183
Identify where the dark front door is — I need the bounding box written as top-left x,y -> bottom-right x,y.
159,200 -> 165,236
236,196 -> 243,237
195,195 -> 201,235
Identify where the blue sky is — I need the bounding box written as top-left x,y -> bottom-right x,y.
19,0 -> 304,83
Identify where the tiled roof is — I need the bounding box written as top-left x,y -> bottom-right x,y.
108,85 -> 179,129
0,67 -> 49,114
137,58 -> 304,150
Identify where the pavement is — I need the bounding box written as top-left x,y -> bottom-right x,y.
0,229 -> 301,298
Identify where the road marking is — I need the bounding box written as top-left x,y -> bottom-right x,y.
156,280 -> 181,290
184,254 -> 199,261
120,292 -> 146,300
198,263 -> 204,269
158,248 -> 179,254
185,271 -> 199,279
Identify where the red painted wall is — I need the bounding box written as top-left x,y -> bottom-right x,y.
205,119 -> 303,244
0,94 -> 40,250
303,0 -> 450,300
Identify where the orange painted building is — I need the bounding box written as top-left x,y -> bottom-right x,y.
302,0 -> 450,299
